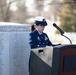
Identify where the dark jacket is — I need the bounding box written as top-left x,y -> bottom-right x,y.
29,30 -> 54,49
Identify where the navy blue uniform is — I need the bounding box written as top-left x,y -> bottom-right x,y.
29,30 -> 54,49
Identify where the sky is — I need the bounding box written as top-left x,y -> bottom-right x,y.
10,2 -> 17,11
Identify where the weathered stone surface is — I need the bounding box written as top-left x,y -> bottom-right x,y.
0,25 -> 31,75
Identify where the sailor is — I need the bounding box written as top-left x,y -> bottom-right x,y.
29,16 -> 60,49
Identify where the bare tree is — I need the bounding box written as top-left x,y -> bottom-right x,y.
0,0 -> 28,23
11,0 -> 28,23
0,0 -> 16,22
50,0 -> 63,21
0,0 -> 7,21
33,0 -> 45,15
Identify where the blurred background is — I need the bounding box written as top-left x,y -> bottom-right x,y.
0,0 -> 76,44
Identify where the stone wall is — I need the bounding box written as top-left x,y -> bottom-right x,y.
0,25 -> 31,75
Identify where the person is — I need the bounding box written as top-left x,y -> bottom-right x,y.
29,16 -> 61,49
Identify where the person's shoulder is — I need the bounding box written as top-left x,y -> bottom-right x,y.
29,30 -> 37,35
42,32 -> 47,35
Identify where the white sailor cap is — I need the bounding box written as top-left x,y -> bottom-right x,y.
34,16 -> 47,26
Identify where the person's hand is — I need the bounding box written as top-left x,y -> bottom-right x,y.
58,43 -> 61,45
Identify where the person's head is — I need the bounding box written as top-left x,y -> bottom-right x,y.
34,16 -> 47,33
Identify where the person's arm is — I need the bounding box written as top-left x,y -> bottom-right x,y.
44,34 -> 53,46
29,33 -> 38,49
52,43 -> 61,46
45,34 -> 61,46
